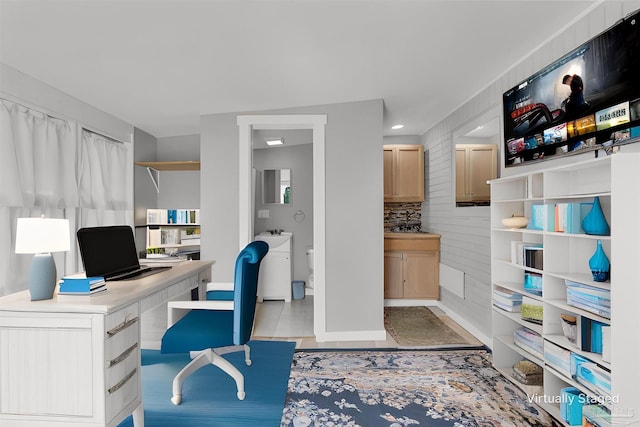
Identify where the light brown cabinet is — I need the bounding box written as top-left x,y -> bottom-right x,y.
383,145 -> 424,202
384,233 -> 440,299
455,144 -> 497,204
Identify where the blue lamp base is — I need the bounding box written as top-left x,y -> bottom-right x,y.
28,253 -> 57,301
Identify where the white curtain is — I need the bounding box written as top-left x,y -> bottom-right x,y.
0,99 -> 133,296
72,129 -> 133,272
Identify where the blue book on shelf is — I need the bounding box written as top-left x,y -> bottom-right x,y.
530,205 -> 548,230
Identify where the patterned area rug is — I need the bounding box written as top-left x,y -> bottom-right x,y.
384,306 -> 480,348
281,349 -> 557,426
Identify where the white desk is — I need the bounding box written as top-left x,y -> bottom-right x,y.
0,260 -> 214,427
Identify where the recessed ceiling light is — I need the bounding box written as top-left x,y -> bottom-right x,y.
391,124 -> 404,130
265,138 -> 284,146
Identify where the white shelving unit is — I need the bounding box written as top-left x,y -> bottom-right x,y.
490,153 -> 640,425
145,209 -> 200,258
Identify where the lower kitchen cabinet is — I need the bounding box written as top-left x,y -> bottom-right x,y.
384,233 -> 440,299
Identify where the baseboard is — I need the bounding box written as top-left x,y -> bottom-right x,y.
433,302 -> 492,348
384,299 -> 439,307
315,328 -> 387,342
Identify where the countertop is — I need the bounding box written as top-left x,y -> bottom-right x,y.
384,232 -> 440,239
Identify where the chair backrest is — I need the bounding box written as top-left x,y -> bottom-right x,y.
233,240 -> 269,345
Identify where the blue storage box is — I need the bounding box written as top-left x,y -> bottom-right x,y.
524,272 -> 542,296
561,387 -> 585,426
570,352 -> 589,378
292,280 -> 305,300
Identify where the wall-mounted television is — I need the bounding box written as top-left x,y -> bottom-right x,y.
503,8 -> 640,167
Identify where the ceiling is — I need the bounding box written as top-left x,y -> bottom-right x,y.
0,0 -> 598,139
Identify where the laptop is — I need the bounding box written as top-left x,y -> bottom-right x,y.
77,225 -> 171,281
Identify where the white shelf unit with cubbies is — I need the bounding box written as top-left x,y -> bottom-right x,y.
490,153 -> 640,425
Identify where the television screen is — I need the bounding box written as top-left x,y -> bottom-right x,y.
503,9 -> 640,167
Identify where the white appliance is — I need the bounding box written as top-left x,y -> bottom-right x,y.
254,232 -> 292,302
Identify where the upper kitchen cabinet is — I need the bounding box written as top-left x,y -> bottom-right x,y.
383,144 -> 424,202
455,144 -> 497,206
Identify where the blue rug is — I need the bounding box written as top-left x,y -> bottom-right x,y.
118,340 -> 295,427
282,349 -> 558,426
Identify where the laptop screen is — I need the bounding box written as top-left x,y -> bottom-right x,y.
77,225 -> 141,278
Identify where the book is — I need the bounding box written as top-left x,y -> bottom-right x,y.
523,246 -> 543,270
59,274 -> 105,292
58,284 -> 107,295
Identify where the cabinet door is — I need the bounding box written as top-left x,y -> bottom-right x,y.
383,148 -> 395,199
403,251 -> 439,299
455,148 -> 469,201
395,146 -> 424,201
384,251 -> 404,299
468,146 -> 496,201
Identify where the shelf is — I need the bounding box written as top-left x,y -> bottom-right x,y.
495,366 -> 544,397
543,271 -> 611,291
545,365 -> 613,411
493,307 -> 543,335
491,154 -> 640,420
544,334 -> 610,370
494,334 -> 544,365
135,161 -> 200,171
146,223 -> 200,227
545,299 -> 611,325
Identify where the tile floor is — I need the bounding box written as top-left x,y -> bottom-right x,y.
252,296 -> 397,349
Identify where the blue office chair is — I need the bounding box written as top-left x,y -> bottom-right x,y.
160,241 -> 269,405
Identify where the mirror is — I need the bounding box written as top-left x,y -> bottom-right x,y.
262,169 -> 291,204
453,106 -> 501,209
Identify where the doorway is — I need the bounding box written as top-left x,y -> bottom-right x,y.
237,115 -> 327,340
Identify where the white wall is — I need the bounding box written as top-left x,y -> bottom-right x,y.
422,1 -> 640,341
201,99 -> 384,338
134,128 -> 158,254
156,134 -> 200,209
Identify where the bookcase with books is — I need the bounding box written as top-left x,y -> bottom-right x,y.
490,153 -> 640,425
145,208 -> 201,259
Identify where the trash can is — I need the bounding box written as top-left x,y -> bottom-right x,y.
292,280 -> 305,300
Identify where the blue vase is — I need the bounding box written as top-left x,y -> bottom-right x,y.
589,240 -> 610,282
582,197 -> 610,236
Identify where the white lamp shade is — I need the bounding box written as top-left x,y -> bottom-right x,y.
15,217 -> 71,254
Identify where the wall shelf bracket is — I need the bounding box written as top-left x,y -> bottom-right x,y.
146,167 -> 160,193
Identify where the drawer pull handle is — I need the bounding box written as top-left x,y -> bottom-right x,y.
107,317 -> 139,337
108,368 -> 136,394
110,343 -> 138,367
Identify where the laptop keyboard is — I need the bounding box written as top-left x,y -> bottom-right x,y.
107,266 -> 172,281
107,267 -> 153,281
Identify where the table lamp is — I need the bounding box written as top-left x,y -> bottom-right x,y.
15,217 -> 70,301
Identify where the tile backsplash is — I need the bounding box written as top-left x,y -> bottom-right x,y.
384,202 -> 422,232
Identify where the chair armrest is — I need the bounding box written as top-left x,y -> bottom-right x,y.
167,300 -> 234,328
206,282 -> 234,292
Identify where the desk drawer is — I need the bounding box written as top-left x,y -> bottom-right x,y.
167,275 -> 198,299
105,303 -> 140,423
105,358 -> 139,422
105,304 -> 140,366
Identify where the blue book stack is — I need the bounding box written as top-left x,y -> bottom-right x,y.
59,274 -> 106,295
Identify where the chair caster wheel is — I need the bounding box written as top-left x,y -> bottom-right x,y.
237,391 -> 245,400
246,360 -> 252,366
171,394 -> 182,405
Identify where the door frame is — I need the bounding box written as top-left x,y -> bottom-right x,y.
237,114 -> 327,339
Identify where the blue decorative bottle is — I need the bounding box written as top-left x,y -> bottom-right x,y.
589,240 -> 610,282
582,196 -> 610,236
